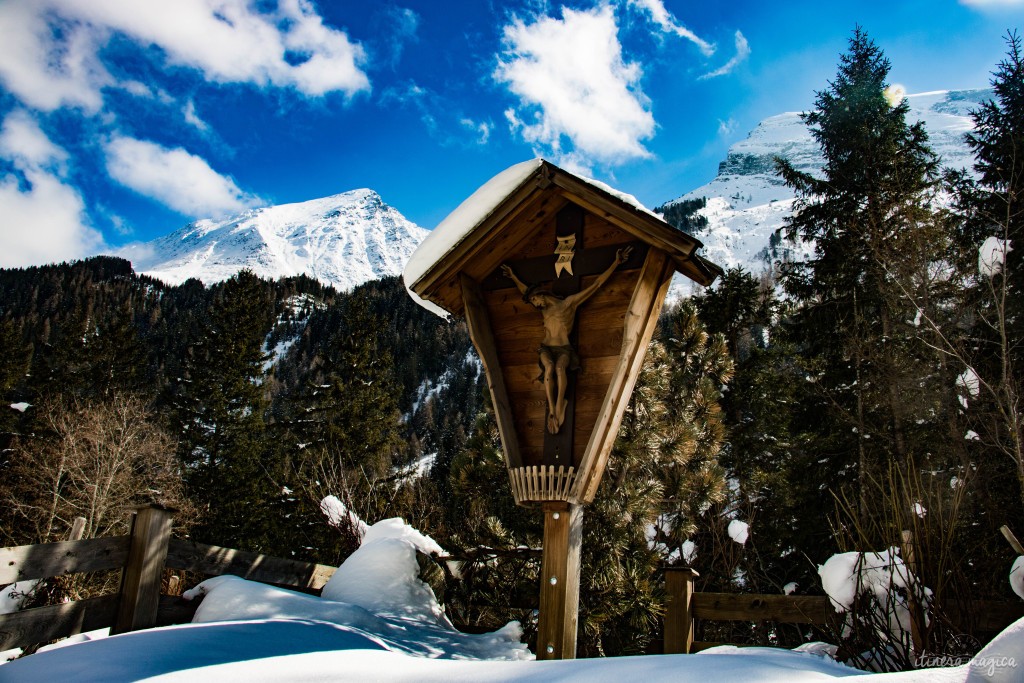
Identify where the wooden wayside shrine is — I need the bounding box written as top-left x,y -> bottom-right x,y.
406,159 -> 722,659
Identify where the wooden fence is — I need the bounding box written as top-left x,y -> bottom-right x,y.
0,505 -> 335,652
3,506 -> 1024,658
663,567 -> 1024,654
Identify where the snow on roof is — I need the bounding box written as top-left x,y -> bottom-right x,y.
402,159 -> 544,318
403,158 -> 667,318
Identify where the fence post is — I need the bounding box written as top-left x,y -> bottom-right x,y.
69,516 -> 86,541
1000,525 -> 1024,555
664,567 -> 698,654
900,529 -> 926,658
113,504 -> 174,634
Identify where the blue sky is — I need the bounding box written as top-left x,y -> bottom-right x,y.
0,0 -> 1020,268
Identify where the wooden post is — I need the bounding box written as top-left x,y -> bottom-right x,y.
1001,525 -> 1024,555
900,530 -> 926,658
113,505 -> 174,634
537,502 -> 582,660
69,516 -> 87,542
664,567 -> 699,654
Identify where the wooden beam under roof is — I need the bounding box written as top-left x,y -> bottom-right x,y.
407,160 -> 721,317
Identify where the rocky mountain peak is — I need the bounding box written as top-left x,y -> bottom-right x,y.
117,189 -> 429,291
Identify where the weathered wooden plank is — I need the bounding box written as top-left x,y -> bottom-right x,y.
692,593 -> 834,625
682,594 -> 1022,634
1000,525 -> 1024,554
0,536 -> 130,584
485,273 -> 638,323
165,539 -> 336,590
583,215 -> 633,248
514,210 -> 625,260
462,273 -> 523,473
549,178 -> 699,261
574,249 -> 674,503
114,506 -> 174,634
0,594 -> 119,651
502,358 -> 619,388
496,335 -> 623,367
155,593 -> 200,627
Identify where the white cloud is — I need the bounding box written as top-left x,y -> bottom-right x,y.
80,0 -> 370,96
0,1 -> 113,112
104,135 -> 259,217
717,118 -> 737,137
626,0 -> 715,56
495,5 -> 655,168
183,100 -> 210,132
460,118 -> 492,145
700,31 -> 750,80
0,110 -> 68,170
0,111 -> 104,267
382,6 -> 420,68
0,0 -> 370,113
960,0 -> 1024,7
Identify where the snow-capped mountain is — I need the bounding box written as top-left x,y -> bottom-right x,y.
666,89 -> 991,295
120,189 -> 429,290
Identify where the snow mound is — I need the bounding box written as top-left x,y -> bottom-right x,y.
1010,557 -> 1024,601
320,495 -> 370,539
728,519 -> 749,545
979,236 -> 1012,278
321,520 -> 446,623
820,549 -> 907,613
180,513 -> 529,662
965,616 -> 1024,682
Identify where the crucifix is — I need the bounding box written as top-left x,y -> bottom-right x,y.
486,203 -> 642,469
502,246 -> 632,435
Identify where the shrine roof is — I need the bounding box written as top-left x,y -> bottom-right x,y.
404,159 -> 722,318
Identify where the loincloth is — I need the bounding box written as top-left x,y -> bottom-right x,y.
537,344 -> 580,381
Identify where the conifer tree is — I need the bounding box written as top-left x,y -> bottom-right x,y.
279,290 -> 404,562
774,28 -> 946,514
170,270 -> 279,549
949,32 -> 1024,505
0,320 -> 30,446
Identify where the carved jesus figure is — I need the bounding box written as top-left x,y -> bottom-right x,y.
502,246 -> 633,434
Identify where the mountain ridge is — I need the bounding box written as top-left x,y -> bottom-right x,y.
117,188 -> 428,291
664,88 -> 991,295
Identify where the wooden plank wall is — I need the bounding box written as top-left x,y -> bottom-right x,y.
485,212 -> 639,468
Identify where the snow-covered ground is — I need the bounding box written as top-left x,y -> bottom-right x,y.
3,513 -> 1022,682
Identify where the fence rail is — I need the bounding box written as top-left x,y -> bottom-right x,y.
0,536 -> 130,585
0,505 -> 348,653
663,568 -> 1024,654
165,538 -> 336,591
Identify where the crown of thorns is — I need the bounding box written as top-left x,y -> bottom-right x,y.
523,283 -> 563,303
